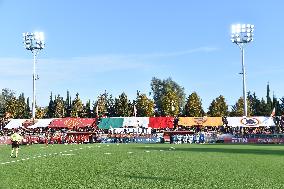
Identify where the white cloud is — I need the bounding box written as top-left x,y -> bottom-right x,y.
0,46 -> 219,78
141,47 -> 219,57
0,46 -> 219,106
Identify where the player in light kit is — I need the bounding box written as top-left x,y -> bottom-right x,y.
10,130 -> 22,158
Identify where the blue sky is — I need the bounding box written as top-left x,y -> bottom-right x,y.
0,0 -> 284,110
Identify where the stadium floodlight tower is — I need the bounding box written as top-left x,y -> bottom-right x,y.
23,32 -> 45,120
231,24 -> 254,117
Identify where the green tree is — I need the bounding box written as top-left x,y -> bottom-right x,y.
84,100 -> 92,118
106,94 -> 116,117
0,93 -> 4,117
17,93 -> 30,119
266,83 -> 273,113
184,92 -> 204,117
94,92 -> 108,117
70,93 -> 84,117
114,92 -> 132,117
230,97 -> 252,116
3,93 -> 30,119
94,92 -> 116,117
272,94 -> 281,116
279,97 -> 284,115
207,95 -> 228,117
64,90 -> 72,117
25,97 -> 31,118
135,93 -> 155,117
160,89 -> 179,116
54,95 -> 65,118
258,98 -> 268,116
36,106 -> 46,119
0,88 -> 15,117
247,92 -> 261,116
151,77 -> 185,116
46,92 -> 55,118
5,97 -> 18,118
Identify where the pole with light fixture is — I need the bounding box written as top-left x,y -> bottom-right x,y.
23,32 -> 45,120
231,24 -> 254,117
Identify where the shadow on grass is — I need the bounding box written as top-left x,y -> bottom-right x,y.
133,145 -> 284,156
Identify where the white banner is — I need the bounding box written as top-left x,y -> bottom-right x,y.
122,117 -> 149,128
226,117 -> 276,127
4,119 -> 26,129
27,119 -> 54,128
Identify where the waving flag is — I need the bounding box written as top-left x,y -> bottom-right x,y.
270,107 -> 276,117
96,105 -> 99,117
133,105 -> 137,117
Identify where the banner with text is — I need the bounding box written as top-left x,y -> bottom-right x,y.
178,117 -> 223,127
226,117 -> 276,127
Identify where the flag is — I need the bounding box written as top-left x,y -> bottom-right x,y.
96,105 -> 99,117
270,107 -> 276,117
133,105 -> 137,117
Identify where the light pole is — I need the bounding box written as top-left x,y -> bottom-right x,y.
23,32 -> 45,120
231,24 -> 254,117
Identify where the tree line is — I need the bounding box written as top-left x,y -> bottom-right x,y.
0,77 -> 283,119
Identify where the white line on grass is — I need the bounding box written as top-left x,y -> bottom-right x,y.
61,154 -> 75,156
0,145 -> 95,166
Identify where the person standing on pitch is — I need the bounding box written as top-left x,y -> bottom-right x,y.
10,130 -> 22,158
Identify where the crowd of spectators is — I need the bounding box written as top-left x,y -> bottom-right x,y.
0,115 -> 284,144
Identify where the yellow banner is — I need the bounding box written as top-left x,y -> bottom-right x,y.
178,117 -> 223,127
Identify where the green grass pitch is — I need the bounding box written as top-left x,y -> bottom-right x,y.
1,143 -> 284,189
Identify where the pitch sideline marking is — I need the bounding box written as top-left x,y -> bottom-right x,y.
1,144 -> 168,165
0,144 -> 99,165
0,147 -> 77,165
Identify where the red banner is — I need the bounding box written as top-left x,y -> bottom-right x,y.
49,118 -> 96,128
148,117 -> 174,129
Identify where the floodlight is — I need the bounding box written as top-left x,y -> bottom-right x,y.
23,31 -> 45,120
230,23 -> 255,117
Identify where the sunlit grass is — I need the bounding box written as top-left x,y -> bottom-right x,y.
1,143 -> 284,189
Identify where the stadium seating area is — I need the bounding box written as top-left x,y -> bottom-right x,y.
0,116 -> 284,145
